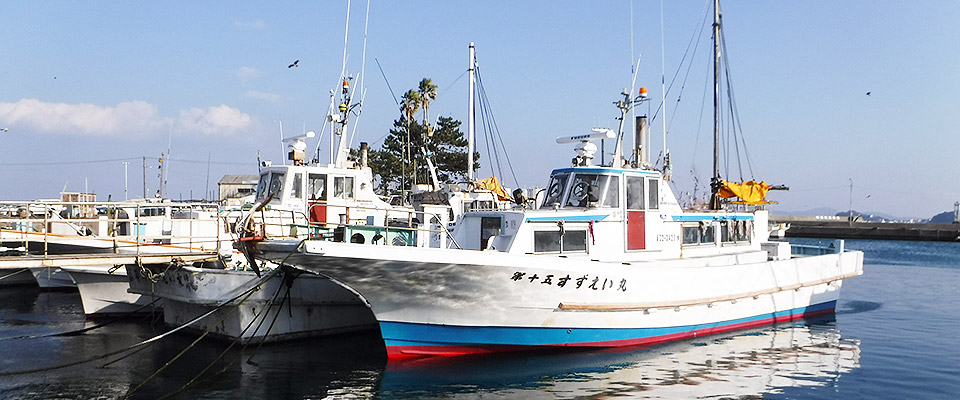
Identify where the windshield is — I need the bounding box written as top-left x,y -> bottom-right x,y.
566,173 -> 619,208
255,173 -> 269,201
543,174 -> 569,206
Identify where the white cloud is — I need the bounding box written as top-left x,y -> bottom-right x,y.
178,105 -> 255,136
0,99 -> 166,136
0,99 -> 258,137
234,19 -> 266,30
236,66 -> 261,82
244,90 -> 284,104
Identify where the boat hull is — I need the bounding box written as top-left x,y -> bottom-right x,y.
126,265 -> 378,343
257,240 -> 862,359
62,265 -> 159,317
28,266 -> 76,289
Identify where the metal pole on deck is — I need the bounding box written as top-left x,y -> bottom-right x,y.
468,42 -> 476,181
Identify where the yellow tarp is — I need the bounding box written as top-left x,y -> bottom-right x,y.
473,176 -> 514,202
717,180 -> 771,205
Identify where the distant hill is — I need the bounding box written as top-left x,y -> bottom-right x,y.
930,211 -> 956,224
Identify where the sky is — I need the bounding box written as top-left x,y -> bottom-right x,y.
1,1 -> 959,219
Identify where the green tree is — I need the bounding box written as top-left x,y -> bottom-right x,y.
366,114 -> 478,196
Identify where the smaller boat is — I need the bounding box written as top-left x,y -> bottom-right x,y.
61,265 -> 159,316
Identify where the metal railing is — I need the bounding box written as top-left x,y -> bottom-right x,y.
243,202 -> 461,249
0,200 -> 231,257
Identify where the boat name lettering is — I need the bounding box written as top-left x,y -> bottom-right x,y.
511,272 -> 626,292
657,234 -> 680,242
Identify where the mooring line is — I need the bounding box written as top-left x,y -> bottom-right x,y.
156,269 -> 293,400
0,297 -> 161,342
0,266 -> 281,377
0,268 -> 30,282
123,239 -> 307,399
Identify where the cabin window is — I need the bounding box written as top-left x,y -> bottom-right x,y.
626,176 -> 645,210
255,174 -> 269,201
543,174 -> 569,207
308,174 -> 327,201
292,173 -> 303,199
534,230 -> 587,253
334,176 -> 354,199
648,179 -> 659,210
682,222 -> 716,245
721,220 -> 752,243
268,173 -> 285,198
480,217 -> 501,250
600,176 -> 620,207
566,174 -> 618,208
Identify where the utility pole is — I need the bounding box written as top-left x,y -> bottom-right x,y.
121,161 -> 129,200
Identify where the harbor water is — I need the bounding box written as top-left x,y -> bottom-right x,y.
0,239 -> 958,399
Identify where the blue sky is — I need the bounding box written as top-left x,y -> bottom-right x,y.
1,1 -> 958,219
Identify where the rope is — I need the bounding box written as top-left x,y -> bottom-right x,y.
155,268 -> 295,400
0,268 -> 30,282
0,297 -> 161,342
0,265 -> 280,377
123,239 -> 306,398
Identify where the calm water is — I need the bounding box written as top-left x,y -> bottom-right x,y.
0,239 -> 958,399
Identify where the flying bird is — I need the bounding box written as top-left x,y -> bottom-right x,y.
866,92 -> 871,96
0,128 -> 8,132
288,60 -> 299,68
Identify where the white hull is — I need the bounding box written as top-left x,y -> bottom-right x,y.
28,266 -> 76,289
126,265 -> 377,343
259,240 -> 862,358
61,265 -> 159,316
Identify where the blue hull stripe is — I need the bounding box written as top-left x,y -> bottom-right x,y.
380,301 -> 835,348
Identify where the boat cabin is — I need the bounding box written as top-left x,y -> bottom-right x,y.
450,165 -> 767,261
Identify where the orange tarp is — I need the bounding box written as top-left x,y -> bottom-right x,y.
473,176 -> 513,202
717,180 -> 771,205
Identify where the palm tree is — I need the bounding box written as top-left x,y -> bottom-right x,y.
400,89 -> 421,189
418,78 -> 438,135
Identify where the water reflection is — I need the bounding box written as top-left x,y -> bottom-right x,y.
0,285 -> 861,399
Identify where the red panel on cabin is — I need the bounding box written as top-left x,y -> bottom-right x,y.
309,202 -> 327,224
627,211 -> 645,250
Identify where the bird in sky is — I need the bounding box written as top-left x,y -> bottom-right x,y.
288,60 -> 299,68
866,92 -> 871,96
0,128 -> 8,132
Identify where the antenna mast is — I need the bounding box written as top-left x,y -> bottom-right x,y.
468,42 -> 476,181
709,0 -> 722,210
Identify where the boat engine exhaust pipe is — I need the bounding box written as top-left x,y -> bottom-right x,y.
635,116 -> 648,168
360,142 -> 369,168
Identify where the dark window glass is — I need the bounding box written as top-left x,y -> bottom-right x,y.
562,230 -> 587,252
534,231 -> 562,253
682,226 -> 700,244
480,217 -> 501,250
308,174 -> 327,200
543,174 -> 569,206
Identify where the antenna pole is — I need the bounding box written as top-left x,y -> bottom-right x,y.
709,0 -> 722,210
468,42 -> 476,181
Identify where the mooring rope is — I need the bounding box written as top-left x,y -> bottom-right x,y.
123,239 -> 306,398
0,266 -> 281,377
155,268 -> 294,400
0,268 -> 30,282
0,297 -> 161,342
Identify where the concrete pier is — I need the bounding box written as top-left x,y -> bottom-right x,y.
770,215 -> 960,242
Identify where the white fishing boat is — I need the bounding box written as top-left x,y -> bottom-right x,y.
61,264 -> 159,316
125,75 -> 449,342
245,5 -> 863,360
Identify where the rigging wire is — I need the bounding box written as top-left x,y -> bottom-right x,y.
474,67 -> 521,188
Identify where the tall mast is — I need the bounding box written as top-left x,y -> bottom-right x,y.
709,0 -> 722,210
468,42 -> 476,181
